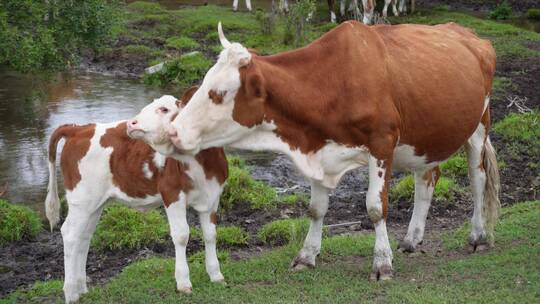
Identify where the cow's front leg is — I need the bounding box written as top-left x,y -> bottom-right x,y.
164,195 -> 192,294
199,210 -> 225,283
366,155 -> 393,280
291,181 -> 330,270
398,167 -> 440,253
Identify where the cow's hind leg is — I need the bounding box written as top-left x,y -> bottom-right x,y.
367,154 -> 394,280
465,115 -> 500,251
62,202 -> 104,303
398,167 -> 440,253
164,194 -> 192,294
199,208 -> 225,284
291,181 -> 330,270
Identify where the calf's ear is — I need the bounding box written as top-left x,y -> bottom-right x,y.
177,86 -> 199,108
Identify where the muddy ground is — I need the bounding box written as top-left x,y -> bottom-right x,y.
416,0 -> 538,13
2,5 -> 539,299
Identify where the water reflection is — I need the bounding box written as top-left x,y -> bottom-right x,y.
0,71 -> 165,214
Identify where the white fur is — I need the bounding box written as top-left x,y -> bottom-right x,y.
142,162 -> 153,179
402,169 -> 436,248
232,0 -> 252,11
465,122 -> 487,242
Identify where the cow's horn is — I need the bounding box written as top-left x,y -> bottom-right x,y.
218,22 -> 231,49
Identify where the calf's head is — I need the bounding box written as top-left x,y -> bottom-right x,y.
168,23 -> 266,155
128,87 -> 198,155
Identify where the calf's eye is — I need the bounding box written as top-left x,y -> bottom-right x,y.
159,107 -> 169,114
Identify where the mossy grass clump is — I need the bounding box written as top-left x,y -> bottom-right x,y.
493,111 -> 540,142
390,175 -> 458,203
280,193 -> 309,206
440,153 -> 468,178
190,225 -> 249,247
143,52 -> 212,88
257,218 -> 324,246
165,36 -> 200,50
220,157 -> 277,211
91,203 -> 168,252
0,200 -> 42,245
527,8 -> 540,19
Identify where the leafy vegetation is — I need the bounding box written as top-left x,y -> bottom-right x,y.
0,200 -> 42,245
440,153 -> 468,178
216,226 -> 250,247
188,250 -> 231,265
492,111 -> 540,141
165,36 -> 200,50
143,52 -> 212,87
489,0 -> 512,20
5,201 -> 538,303
284,0 -> 317,46
527,8 -> 540,19
91,204 -> 169,252
257,218 -> 313,246
390,175 -> 459,203
280,193 -> 309,206
0,0 -> 119,72
220,157 -> 278,211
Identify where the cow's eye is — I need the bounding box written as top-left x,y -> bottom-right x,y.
159,107 -> 169,114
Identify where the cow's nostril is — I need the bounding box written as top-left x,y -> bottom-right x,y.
130,120 -> 138,126
168,128 -> 178,138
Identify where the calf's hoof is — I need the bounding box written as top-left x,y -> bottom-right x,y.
370,265 -> 393,281
176,286 -> 193,295
290,256 -> 315,272
397,240 -> 417,253
468,234 -> 491,252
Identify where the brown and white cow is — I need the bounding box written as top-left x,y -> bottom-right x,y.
158,21 -> 500,280
45,91 -> 227,303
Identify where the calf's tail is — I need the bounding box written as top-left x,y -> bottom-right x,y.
482,137 -> 501,244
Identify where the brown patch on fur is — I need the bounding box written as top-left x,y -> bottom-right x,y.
195,148 -> 228,184
178,86 -> 199,108
159,159 -> 193,207
208,89 -> 226,105
306,207 -> 318,219
48,124 -> 96,190
210,212 -> 218,225
422,166 -> 441,188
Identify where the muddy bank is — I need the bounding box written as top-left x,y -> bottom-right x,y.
416,0 -> 539,13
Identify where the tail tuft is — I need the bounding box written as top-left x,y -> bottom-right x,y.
482,137 -> 501,245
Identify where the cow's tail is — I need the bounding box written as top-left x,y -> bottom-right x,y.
482,137 -> 501,245
45,124 -> 77,231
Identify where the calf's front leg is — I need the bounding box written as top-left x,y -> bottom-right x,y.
164,195 -> 192,294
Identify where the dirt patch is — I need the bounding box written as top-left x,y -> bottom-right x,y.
416,0 -> 538,13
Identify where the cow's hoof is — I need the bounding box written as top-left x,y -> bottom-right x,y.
176,286 -> 193,295
370,265 -> 393,281
212,278 -> 227,286
468,234 -> 491,252
397,240 -> 417,253
290,256 -> 315,271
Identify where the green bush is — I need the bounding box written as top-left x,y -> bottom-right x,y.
0,0 -> 119,72
493,111 -> 540,141
91,204 -> 169,252
217,226 -> 250,247
143,52 -> 211,87
440,153 -> 468,177
188,250 -> 230,265
165,36 -> 200,50
489,1 -> 512,20
284,0 -> 317,46
258,218 -> 322,246
527,8 -> 540,19
0,200 -> 42,245
390,175 -> 458,203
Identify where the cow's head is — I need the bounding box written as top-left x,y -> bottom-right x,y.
168,23 -> 266,155
128,87 -> 198,155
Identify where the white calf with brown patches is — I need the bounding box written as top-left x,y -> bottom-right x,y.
45,95 -> 228,303
161,22 -> 500,281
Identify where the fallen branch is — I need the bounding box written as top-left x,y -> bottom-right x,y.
324,220 -> 362,229
506,95 -> 532,113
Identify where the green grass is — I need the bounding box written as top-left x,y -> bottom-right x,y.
0,199 -> 42,245
280,193 -> 309,206
188,250 -> 231,265
440,153 -> 468,178
191,225 -> 249,248
492,76 -> 514,97
165,36 -> 200,50
91,203 -> 169,252
220,157 -> 278,211
143,52 -> 212,88
390,175 -> 459,204
492,111 -> 540,142
392,8 -> 540,58
528,8 -> 540,19
5,201 -> 539,303
257,218 -> 314,246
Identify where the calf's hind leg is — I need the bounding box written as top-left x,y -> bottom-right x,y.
62,202 -> 104,303
199,207 -> 225,283
291,181 -> 330,270
398,167 -> 440,253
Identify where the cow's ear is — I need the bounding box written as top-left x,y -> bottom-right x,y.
178,86 -> 199,108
